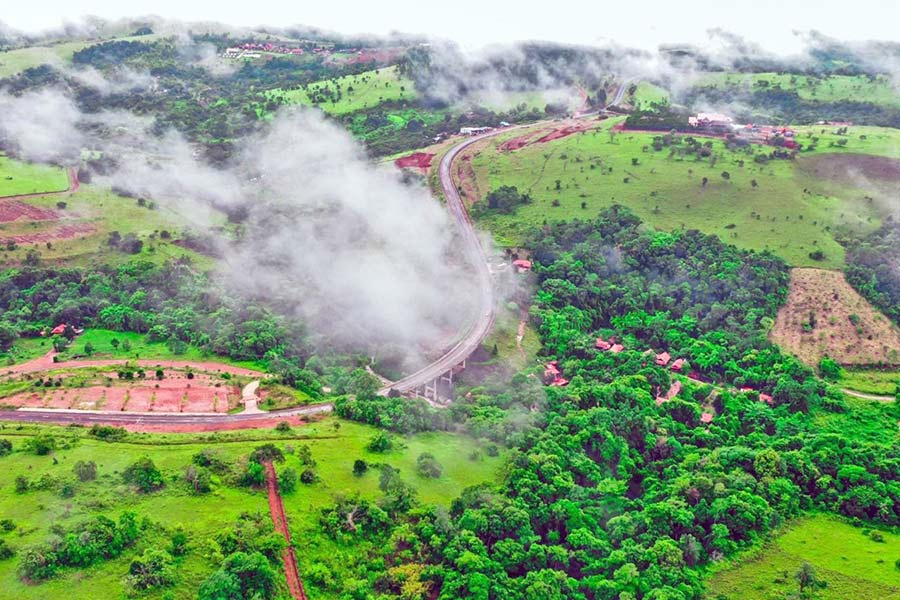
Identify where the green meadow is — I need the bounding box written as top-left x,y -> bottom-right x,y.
706,514 -> 900,599
630,81 -> 670,109
0,183 -> 214,268
0,155 -> 69,197
467,119 -> 900,268
694,72 -> 900,107
266,65 -> 417,115
0,418 -> 503,599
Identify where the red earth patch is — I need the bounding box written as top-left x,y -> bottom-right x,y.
394,152 -> 435,169
0,200 -> 60,222
1,223 -> 96,245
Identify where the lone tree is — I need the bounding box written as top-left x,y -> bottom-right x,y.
795,561 -> 822,596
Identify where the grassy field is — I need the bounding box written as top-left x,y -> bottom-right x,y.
0,418 -> 503,599
694,72 -> 900,107
0,156 -> 69,197
813,395 -> 899,445
0,34 -> 164,78
630,81 -> 670,109
706,514 -> 900,599
465,119 -> 890,268
840,368 -> 900,396
52,329 -> 266,371
266,65 -> 417,115
0,184 -> 214,268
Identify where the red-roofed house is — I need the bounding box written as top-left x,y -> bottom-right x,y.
550,378 -> 569,387
670,358 -> 684,372
50,323 -> 66,336
655,351 -> 671,366
700,412 -> 714,424
595,337 -> 612,351
610,344 -> 624,353
543,361 -> 569,387
512,259 -> 532,271
759,393 -> 773,405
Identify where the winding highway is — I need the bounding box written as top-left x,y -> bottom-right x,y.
378,129 -> 506,395
0,129 -> 505,428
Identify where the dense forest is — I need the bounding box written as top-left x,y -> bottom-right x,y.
845,217 -> 900,326
330,208 -> 900,599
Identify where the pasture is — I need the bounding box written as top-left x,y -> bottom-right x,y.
630,81 -> 670,109
0,156 -> 69,197
705,514 -> 900,600
0,184 -> 216,268
464,118 -> 894,268
0,419 -> 502,600
265,65 -> 417,115
693,72 -> 900,107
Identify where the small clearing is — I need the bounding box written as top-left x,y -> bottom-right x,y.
771,268 -> 900,366
706,514 -> 900,600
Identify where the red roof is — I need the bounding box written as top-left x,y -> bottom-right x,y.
700,412 -> 714,424
610,344 -> 624,353
670,358 -> 684,371
50,324 -> 66,335
655,351 -> 671,366
544,361 -> 560,376
550,378 -> 569,387
759,393 -> 773,405
595,337 -> 612,350
512,259 -> 532,269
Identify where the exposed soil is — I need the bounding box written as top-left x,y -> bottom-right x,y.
0,200 -> 60,222
2,368 -> 241,413
1,222 -> 96,245
499,121 -> 594,152
264,462 -> 309,600
0,352 -> 266,378
394,152 -> 434,170
798,153 -> 900,183
771,268 -> 900,366
455,153 -> 481,207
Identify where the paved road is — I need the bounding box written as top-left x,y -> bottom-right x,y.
378,130 -> 506,395
0,403 -> 332,427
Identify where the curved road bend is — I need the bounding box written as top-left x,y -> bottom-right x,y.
378,128 -> 514,395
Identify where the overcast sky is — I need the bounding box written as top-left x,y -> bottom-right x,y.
4,0 -> 899,52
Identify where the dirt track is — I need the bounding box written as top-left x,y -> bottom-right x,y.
264,462 -> 308,600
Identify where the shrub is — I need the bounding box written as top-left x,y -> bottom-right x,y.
184,465 -> 212,494
353,459 -> 368,476
126,548 -> 176,591
300,469 -> 317,484
416,452 -> 443,478
89,424 -> 127,441
367,431 -> 393,453
14,475 -> 28,493
249,444 -> 284,464
0,539 -> 13,560
193,448 -> 229,473
123,457 -> 164,493
279,468 -> 298,494
275,421 -> 291,433
0,439 -> 11,456
24,435 -> 56,455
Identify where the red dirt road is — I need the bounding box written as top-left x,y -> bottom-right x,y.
264,462 -> 308,600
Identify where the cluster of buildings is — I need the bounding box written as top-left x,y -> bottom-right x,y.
687,112 -> 798,149
223,42 -> 306,59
